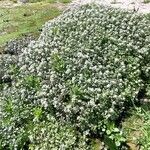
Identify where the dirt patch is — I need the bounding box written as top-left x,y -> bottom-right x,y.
0,0 -> 22,8
0,0 -> 67,9
50,2 -> 67,10
70,0 -> 150,14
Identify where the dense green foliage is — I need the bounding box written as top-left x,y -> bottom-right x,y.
0,4 -> 150,149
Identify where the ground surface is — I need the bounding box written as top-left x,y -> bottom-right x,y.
0,0 -> 69,48
71,0 -> 150,13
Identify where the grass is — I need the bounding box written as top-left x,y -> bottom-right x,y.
0,0 -> 71,3
122,104 -> 150,149
0,1 -> 67,47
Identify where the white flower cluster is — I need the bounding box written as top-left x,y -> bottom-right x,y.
18,4 -> 150,132
29,115 -> 91,150
0,85 -> 92,149
0,54 -> 17,84
0,3 -> 150,149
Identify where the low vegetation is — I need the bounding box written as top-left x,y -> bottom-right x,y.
0,1 -> 150,149
143,0 -> 150,4
0,0 -> 69,48
122,105 -> 150,149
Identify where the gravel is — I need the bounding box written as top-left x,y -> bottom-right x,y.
70,0 -> 150,14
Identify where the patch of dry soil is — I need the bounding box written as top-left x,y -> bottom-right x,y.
0,0 -> 22,8
70,0 -> 150,14
0,1 -> 67,9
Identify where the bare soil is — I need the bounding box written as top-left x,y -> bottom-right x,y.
71,0 -> 150,14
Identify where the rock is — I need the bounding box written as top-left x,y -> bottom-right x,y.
127,142 -> 140,150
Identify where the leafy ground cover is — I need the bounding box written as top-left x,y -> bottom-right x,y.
0,1 -> 150,150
